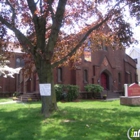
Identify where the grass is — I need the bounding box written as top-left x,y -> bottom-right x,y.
0,99 -> 140,140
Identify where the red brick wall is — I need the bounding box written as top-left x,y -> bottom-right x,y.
0,52 -> 23,95
0,47 -> 137,95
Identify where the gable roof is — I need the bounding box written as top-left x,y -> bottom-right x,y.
99,55 -> 115,69
129,46 -> 140,55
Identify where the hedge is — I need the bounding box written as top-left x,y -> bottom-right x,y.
84,84 -> 103,99
54,84 -> 79,102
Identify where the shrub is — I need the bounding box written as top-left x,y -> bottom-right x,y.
85,84 -> 103,99
85,84 -> 103,93
54,84 -> 63,101
84,84 -> 94,92
54,84 -> 79,102
65,85 -> 79,101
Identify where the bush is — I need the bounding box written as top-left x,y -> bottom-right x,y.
66,85 -> 79,101
84,84 -> 103,99
54,84 -> 63,101
54,84 -> 79,102
85,84 -> 103,93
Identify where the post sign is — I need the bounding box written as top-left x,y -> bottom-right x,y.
128,83 -> 140,96
39,83 -> 51,96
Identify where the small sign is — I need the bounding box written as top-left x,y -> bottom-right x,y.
128,83 -> 140,96
39,83 -> 51,96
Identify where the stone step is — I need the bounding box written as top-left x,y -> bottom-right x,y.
17,93 -> 41,102
101,90 -> 121,99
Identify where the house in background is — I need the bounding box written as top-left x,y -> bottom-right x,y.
126,46 -> 140,82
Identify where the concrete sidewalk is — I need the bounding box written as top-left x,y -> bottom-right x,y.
106,98 -> 119,101
0,101 -> 21,105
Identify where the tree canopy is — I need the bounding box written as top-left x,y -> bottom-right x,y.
0,0 -> 139,66
0,0 -> 139,117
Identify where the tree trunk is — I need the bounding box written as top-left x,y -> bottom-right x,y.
36,61 -> 57,117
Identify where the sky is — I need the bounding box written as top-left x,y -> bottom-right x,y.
1,0 -> 139,53
133,26 -> 140,44
125,25 -> 140,54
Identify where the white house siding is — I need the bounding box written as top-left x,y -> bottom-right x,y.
130,50 -> 140,59
127,47 -> 140,82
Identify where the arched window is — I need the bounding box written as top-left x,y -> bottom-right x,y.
93,65 -> 95,76
20,59 -> 25,67
130,72 -> 132,83
84,69 -> 88,83
16,58 -> 21,68
16,57 -> 25,68
103,46 -> 108,51
118,73 -> 121,84
58,68 -> 62,82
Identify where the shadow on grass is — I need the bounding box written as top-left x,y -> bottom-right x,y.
0,103 -> 43,140
45,105 -> 140,140
0,101 -> 140,140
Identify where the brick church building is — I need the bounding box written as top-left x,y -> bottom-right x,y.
0,46 -> 137,98
53,47 -> 137,97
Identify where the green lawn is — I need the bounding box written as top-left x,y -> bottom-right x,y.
0,99 -> 140,140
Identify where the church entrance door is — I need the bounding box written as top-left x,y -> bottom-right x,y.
101,72 -> 108,90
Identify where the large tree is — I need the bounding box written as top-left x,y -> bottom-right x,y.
0,0 -> 139,117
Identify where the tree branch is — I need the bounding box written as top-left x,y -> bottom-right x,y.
46,0 -> 67,58
0,16 -> 34,53
52,0 -> 124,67
35,0 -> 40,5
47,0 -> 55,20
40,0 -> 42,14
52,16 -> 109,68
26,0 -> 37,16
5,0 -> 16,25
